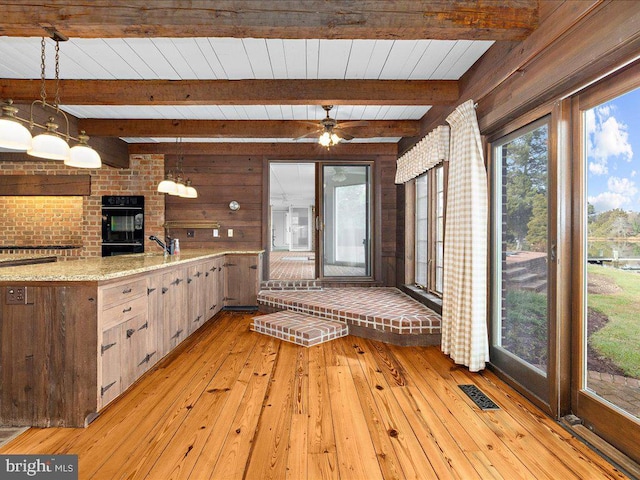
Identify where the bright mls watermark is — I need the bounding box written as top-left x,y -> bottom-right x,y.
0,455 -> 77,479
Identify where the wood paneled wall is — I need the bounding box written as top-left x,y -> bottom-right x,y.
164,154 -> 263,252
163,151 -> 398,286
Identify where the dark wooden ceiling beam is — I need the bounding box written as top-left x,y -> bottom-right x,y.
1,79 -> 458,106
0,1 -> 538,40
128,142 -> 398,157
78,119 -> 419,138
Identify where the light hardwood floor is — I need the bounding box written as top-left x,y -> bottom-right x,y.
0,311 -> 629,479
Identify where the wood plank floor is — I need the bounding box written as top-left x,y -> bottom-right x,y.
0,311 -> 629,479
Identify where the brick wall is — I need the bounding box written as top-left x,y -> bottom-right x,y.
0,154 -> 165,259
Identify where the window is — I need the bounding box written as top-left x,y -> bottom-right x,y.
414,163 -> 446,296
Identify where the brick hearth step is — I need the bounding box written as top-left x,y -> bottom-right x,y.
251,311 -> 348,347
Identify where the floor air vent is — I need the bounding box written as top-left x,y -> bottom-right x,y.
458,384 -> 500,410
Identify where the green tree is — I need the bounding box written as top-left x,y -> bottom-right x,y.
503,125 -> 548,250
526,193 -> 547,251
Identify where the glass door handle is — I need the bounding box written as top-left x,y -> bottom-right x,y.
550,242 -> 557,262
315,216 -> 323,231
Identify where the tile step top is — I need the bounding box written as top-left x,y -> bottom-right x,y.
251,311 -> 348,347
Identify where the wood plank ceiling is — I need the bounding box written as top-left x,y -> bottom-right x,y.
0,1 -> 539,146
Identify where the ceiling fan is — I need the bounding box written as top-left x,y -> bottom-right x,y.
296,105 -> 366,147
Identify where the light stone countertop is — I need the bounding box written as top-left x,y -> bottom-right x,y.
0,250 -> 263,282
0,254 -> 57,264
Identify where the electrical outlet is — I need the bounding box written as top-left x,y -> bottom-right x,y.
186,229 -> 195,238
227,228 -> 234,237
213,228 -> 219,237
6,286 -> 31,305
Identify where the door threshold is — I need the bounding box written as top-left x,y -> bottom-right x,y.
561,415 -> 640,479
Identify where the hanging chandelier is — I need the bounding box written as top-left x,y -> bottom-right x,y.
157,138 -> 198,198
0,31 -> 101,168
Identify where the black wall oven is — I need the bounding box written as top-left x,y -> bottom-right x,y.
101,196 -> 144,256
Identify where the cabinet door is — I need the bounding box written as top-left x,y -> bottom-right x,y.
100,324 -> 121,408
203,260 -> 218,321
224,254 -> 260,307
215,257 -> 225,315
146,273 -> 162,364
121,314 -> 150,390
162,267 -> 187,350
187,263 -> 205,334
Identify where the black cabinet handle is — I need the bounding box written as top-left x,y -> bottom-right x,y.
162,287 -> 169,294
147,287 -> 156,295
171,278 -> 183,286
101,381 -> 116,396
195,271 -> 202,277
172,329 -> 183,339
138,321 -> 148,331
101,342 -> 117,354
209,304 -> 216,311
122,288 -> 132,294
187,278 -> 192,284
126,328 -> 136,338
123,306 -> 132,313
205,272 -> 209,277
210,266 -> 216,272
250,265 -> 258,270
194,315 -> 202,323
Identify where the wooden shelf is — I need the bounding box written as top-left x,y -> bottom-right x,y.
164,221 -> 220,229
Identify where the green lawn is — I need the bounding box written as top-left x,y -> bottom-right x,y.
588,264 -> 640,378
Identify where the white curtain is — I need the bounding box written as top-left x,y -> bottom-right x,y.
441,100 -> 489,372
395,125 -> 449,184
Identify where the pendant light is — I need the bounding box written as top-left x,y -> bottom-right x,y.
0,31 -> 102,168
158,138 -> 197,198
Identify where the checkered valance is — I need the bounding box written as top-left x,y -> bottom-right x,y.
394,125 -> 450,184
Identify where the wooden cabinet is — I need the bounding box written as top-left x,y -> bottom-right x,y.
99,323 -> 121,408
146,272 -> 163,363
0,251 -> 262,427
187,263 -> 206,334
224,253 -> 262,307
162,266 -> 188,352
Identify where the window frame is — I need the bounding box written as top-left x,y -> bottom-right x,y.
412,161 -> 448,298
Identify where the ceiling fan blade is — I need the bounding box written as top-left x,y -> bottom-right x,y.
336,120 -> 370,129
340,133 -> 355,141
293,130 -> 322,141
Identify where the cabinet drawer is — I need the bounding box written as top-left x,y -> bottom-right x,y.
102,294 -> 147,330
100,279 -> 146,309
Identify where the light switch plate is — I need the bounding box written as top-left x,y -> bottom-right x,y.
213,229 -> 219,237
227,228 -> 234,237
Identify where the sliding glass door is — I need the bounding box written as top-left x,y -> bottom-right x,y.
320,165 -> 371,278
573,73 -> 640,461
268,162 -> 373,281
490,117 -> 553,403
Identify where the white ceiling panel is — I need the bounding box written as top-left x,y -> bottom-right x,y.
244,38 -> 273,78
318,40 -> 352,79
0,36 -> 494,143
60,104 -> 429,120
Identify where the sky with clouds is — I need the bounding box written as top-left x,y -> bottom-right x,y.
587,87 -> 639,213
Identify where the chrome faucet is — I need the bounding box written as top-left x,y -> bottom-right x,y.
149,235 -> 171,255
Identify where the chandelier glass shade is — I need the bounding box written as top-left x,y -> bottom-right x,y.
157,172 -> 178,194
0,102 -> 32,151
319,130 -> 341,147
66,132 -> 102,168
27,118 -> 70,160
